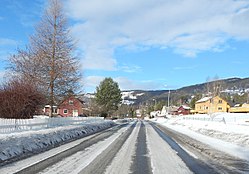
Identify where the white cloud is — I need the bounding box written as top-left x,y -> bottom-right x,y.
84,75 -> 165,91
84,76 -> 105,89
66,0 -> 249,70
119,64 -> 142,73
173,65 -> 197,70
115,77 -> 165,91
0,38 -> 17,46
81,47 -> 117,70
226,7 -> 249,40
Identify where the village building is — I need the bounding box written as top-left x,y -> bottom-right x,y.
150,105 -> 192,117
168,106 -> 179,115
58,96 -> 84,117
194,96 -> 230,114
177,105 -> 191,115
229,103 -> 249,113
43,95 -> 85,117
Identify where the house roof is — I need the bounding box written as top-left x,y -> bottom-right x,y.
169,106 -> 179,112
196,96 -> 212,103
181,105 -> 191,110
196,95 -> 229,104
58,95 -> 84,106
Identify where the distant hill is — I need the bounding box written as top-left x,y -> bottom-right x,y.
85,77 -> 249,106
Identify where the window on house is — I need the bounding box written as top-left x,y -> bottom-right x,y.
218,107 -> 222,110
69,100 -> 73,105
63,109 -> 68,114
218,100 -> 223,103
206,107 -> 208,110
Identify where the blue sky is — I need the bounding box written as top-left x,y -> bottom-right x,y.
1,0 -> 249,93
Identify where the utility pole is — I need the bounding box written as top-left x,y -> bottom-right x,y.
167,90 -> 170,114
153,99 -> 157,110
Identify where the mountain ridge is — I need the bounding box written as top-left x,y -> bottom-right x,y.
84,77 -> 249,106
119,77 -> 249,105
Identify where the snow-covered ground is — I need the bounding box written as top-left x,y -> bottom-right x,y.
153,113 -> 249,161
3,116 -> 246,173
0,120 -> 137,174
2,113 -> 249,173
39,121 -> 132,174
0,118 -> 115,164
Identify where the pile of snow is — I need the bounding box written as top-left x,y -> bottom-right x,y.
153,113 -> 249,161
0,120 -> 115,164
0,116 -> 106,134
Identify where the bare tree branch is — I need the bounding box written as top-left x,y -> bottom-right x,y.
8,0 -> 82,116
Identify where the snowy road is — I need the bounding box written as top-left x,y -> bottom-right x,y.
1,120 -> 249,174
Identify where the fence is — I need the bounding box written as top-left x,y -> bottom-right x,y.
0,116 -> 104,134
182,113 -> 249,125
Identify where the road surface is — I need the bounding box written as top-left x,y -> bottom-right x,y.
1,120 -> 249,174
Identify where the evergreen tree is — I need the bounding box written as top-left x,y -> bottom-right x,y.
95,78 -> 122,117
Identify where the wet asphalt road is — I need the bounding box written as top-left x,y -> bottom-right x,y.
7,120 -> 249,174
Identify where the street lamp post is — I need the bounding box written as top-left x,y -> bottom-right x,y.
167,90 -> 170,115
153,99 -> 157,110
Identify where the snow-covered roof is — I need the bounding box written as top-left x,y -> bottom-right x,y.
181,105 -> 191,110
44,105 -> 57,108
196,96 -> 212,103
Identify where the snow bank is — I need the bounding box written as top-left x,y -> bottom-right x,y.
152,113 -> 249,161
165,114 -> 249,147
0,120 -> 115,164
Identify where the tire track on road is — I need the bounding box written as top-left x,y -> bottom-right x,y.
149,121 -> 216,174
78,121 -> 137,174
130,121 -> 152,174
10,123 -> 129,174
104,121 -> 141,174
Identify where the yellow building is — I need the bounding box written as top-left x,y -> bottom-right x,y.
194,96 -> 230,114
229,103 -> 249,113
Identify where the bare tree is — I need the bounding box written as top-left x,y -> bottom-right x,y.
211,75 -> 224,97
205,76 -> 211,96
9,0 -> 81,116
205,75 -> 224,97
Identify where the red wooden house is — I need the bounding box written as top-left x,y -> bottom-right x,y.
177,105 -> 191,115
58,96 -> 84,117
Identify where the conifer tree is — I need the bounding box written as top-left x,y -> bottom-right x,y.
95,78 -> 122,117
